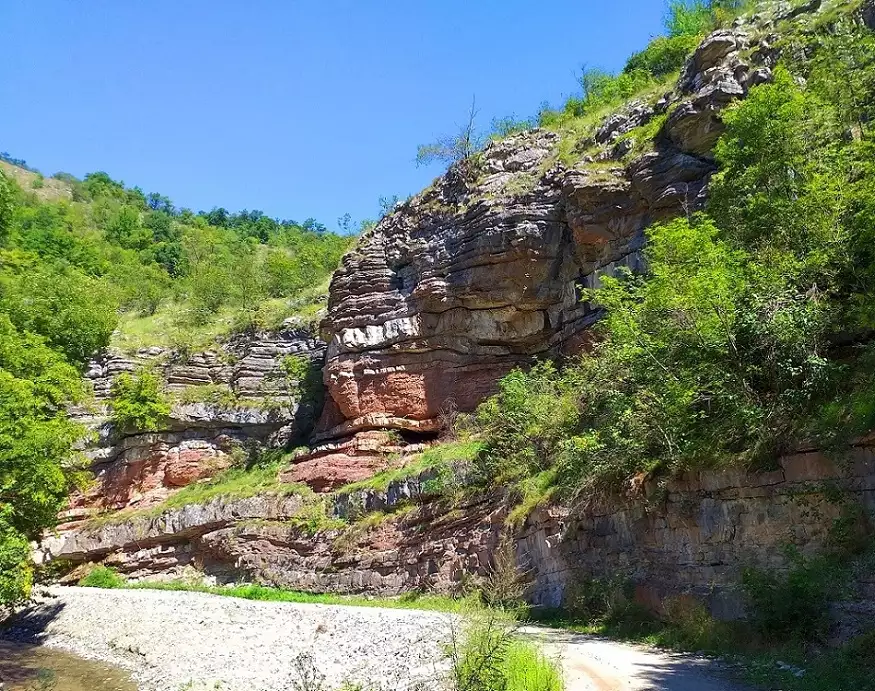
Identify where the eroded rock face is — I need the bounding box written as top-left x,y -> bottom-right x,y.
310,27 -> 772,453
70,326 -> 325,516
47,443 -> 875,633
279,430 -> 428,493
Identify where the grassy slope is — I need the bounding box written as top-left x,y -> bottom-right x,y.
0,161 -> 73,203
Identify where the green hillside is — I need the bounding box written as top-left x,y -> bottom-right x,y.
0,157 -> 351,604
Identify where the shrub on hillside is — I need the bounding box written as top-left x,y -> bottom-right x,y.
624,34 -> 700,76
78,564 -> 126,589
109,369 -> 170,432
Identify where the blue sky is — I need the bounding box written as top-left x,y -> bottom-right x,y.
0,1 -> 666,232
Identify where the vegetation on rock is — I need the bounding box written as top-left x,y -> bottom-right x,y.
471,21 -> 875,501
0,156 -> 349,605
109,369 -> 171,432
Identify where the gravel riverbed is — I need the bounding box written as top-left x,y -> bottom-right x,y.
3,587 -> 454,691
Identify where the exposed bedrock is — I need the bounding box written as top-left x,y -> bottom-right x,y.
47,443 -> 875,633
310,25 -> 770,459
67,325 -> 326,519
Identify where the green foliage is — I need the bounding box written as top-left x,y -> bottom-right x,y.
624,34 -> 700,76
86,462 -> 311,527
177,384 -> 239,409
0,526 -> 32,605
449,609 -> 563,691
129,579 -> 472,613
78,564 -> 126,589
489,115 -> 537,139
280,355 -> 323,409
0,315 -> 83,605
742,548 -> 849,643
501,640 -> 564,691
563,67 -> 655,119
474,26 -> 875,497
664,0 -> 715,37
664,0 -> 747,38
0,251 -> 118,365
109,369 -> 170,432
0,171 -> 14,241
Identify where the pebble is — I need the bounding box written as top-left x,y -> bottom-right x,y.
4,587 -> 452,691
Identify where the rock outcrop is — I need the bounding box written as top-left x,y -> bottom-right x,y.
46,442 -> 875,632
68,325 -> 325,518
304,22 -> 776,476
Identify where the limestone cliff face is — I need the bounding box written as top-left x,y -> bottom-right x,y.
314,26 -> 774,447
66,325 -> 325,522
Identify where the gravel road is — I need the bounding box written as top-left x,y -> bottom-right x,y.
2,587 -> 752,691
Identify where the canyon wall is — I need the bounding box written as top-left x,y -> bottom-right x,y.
312,26 -> 770,449
66,324 -> 325,522
46,440 -> 875,629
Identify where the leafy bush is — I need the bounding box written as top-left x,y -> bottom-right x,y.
562,68 -> 655,119
742,549 -> 848,643
474,32 -> 875,498
109,369 -> 170,432
280,355 -> 323,409
624,34 -> 700,76
449,609 -> 563,691
78,564 -> 126,589
0,252 -> 119,365
0,526 -> 32,605
0,315 -> 84,605
664,0 -> 716,37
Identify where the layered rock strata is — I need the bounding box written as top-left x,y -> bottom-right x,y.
48,442 -> 875,631
309,22 -> 776,462
68,325 -> 325,518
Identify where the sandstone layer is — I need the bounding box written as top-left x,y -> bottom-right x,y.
312,24 -> 777,451
47,442 -> 875,632
68,324 -> 325,519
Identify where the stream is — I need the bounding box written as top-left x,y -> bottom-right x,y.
0,640 -> 136,691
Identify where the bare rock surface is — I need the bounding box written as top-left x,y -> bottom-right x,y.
69,326 -> 325,515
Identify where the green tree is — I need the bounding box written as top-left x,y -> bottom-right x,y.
0,251 -> 119,366
109,369 -> 170,432
0,170 -> 14,242
0,315 -> 83,605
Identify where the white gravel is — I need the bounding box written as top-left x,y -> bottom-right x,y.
3,587 -> 752,691
4,587 -> 454,691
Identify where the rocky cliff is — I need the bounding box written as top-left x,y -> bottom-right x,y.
45,0 -> 875,635
302,21 -> 778,485
65,324 -> 325,523
44,440 -> 875,633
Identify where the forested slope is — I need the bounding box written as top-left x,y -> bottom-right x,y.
0,159 -> 350,603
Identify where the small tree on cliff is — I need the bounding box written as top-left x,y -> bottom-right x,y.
416,97 -> 485,168
109,368 -> 170,432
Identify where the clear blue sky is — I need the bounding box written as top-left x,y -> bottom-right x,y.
0,1 -> 666,232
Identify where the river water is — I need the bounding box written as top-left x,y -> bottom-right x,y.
0,640 -> 136,691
